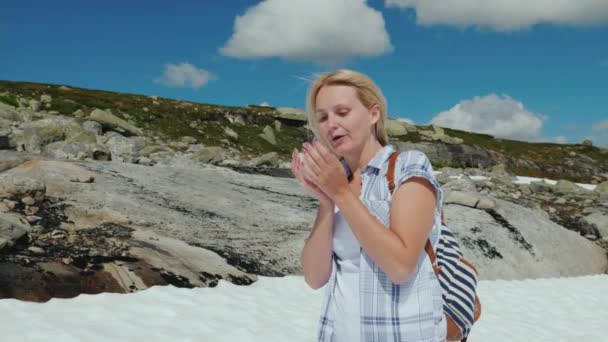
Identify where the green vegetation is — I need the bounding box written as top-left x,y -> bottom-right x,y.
0,93 -> 18,107
0,79 -> 605,183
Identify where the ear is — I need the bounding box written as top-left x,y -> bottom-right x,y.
369,104 -> 381,125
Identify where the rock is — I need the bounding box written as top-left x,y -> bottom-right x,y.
582,139 -> 593,146
0,213 -> 30,250
40,95 -> 52,104
274,107 -> 307,123
26,215 -> 41,223
582,213 -> 608,238
395,141 -> 492,169
89,109 -> 143,136
476,196 -> 496,209
21,196 -> 36,206
0,174 -> 46,201
594,181 -> 608,193
555,197 -> 567,205
419,125 -> 463,144
82,121 -> 102,135
444,199 -> 608,280
73,109 -> 86,118
224,127 -> 239,140
249,152 -> 280,168
67,131 -> 97,144
443,177 -> 478,193
27,246 -> 45,254
104,135 -> 148,162
385,119 -> 408,136
259,125 -> 277,145
29,100 -> 41,112
445,190 -> 480,207
554,180 -> 586,195
529,180 -> 554,193
181,136 -> 197,145
274,120 -> 282,133
191,146 -> 225,165
44,141 -> 111,161
435,172 -> 450,185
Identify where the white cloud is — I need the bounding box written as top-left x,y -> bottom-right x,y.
260,101 -> 271,107
157,62 -> 216,89
220,0 -> 393,65
592,119 -> 608,132
430,94 -> 546,141
553,136 -> 568,144
385,0 -> 608,31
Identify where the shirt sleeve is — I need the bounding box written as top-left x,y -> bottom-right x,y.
394,150 -> 443,214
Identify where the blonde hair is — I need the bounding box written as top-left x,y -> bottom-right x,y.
305,69 -> 389,152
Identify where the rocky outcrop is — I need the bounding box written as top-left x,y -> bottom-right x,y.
88,109 -> 143,136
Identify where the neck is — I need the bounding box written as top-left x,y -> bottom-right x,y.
343,136 -> 383,175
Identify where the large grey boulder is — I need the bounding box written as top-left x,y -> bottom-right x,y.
0,173 -> 46,201
104,134 -> 148,162
0,212 -> 31,251
44,141 -> 111,161
582,213 -> 608,239
191,146 -> 225,164
595,181 -> 608,193
259,125 -> 277,145
13,117 -> 85,153
0,102 -> 22,122
444,199 -> 608,280
554,180 -> 587,195
385,119 -> 408,137
88,109 -> 143,136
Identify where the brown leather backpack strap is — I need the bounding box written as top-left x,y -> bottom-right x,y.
387,151 -> 399,194
425,239 -> 441,275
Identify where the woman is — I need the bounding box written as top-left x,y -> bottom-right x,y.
291,69 -> 447,342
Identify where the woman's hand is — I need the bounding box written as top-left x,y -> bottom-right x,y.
291,147 -> 333,206
300,141 -> 350,201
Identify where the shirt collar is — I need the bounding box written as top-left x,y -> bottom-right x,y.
365,144 -> 396,171
342,144 -> 396,177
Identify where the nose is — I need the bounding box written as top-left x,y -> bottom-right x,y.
327,112 -> 340,133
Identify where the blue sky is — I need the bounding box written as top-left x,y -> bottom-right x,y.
2,0 -> 607,146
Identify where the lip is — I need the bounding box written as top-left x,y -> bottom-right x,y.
331,135 -> 346,146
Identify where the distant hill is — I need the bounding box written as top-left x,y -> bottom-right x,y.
1,80 -> 606,183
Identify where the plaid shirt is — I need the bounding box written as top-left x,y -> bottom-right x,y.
318,145 -> 447,342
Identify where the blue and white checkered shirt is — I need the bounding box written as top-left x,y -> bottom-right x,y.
317,144 -> 447,342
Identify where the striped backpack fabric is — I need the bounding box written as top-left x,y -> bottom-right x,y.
387,151 -> 482,342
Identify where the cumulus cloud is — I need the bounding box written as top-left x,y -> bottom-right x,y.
157,62 -> 216,89
430,94 -> 546,141
385,0 -> 608,31
553,136 -> 568,144
220,0 -> 393,65
592,119 -> 608,132
260,101 -> 271,107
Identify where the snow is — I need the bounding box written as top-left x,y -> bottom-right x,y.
1,275 -> 607,342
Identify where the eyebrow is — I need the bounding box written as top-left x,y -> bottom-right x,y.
315,103 -> 349,114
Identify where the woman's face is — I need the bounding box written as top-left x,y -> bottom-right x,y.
314,84 -> 378,156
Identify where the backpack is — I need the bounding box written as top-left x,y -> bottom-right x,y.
387,151 -> 482,342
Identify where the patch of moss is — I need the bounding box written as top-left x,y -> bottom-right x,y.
50,98 -> 81,114
0,93 -> 18,107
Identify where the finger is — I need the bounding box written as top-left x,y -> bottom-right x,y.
303,151 -> 321,178
313,141 -> 335,164
304,142 -> 327,169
